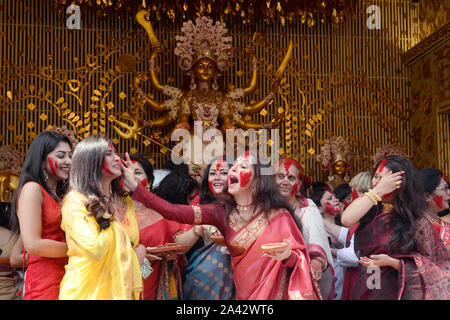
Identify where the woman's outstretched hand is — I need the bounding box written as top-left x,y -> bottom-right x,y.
120,152 -> 139,193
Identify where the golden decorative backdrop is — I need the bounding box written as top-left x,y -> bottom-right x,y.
1,0 -> 447,181
50,0 -> 357,25
405,22 -> 450,178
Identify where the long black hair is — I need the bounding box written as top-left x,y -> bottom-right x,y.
309,182 -> 330,208
334,183 -> 352,202
360,155 -> 426,254
419,168 -> 443,195
224,154 -> 294,225
152,171 -> 198,205
199,155 -> 233,205
68,135 -> 125,230
129,154 -> 155,189
10,131 -> 72,234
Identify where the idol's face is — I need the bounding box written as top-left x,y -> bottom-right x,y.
44,142 -> 72,181
208,159 -> 230,195
227,153 -> 256,196
332,160 -> 347,176
274,162 -> 302,200
193,58 -> 217,82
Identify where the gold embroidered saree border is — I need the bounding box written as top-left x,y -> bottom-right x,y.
229,208 -> 284,250
192,205 -> 202,225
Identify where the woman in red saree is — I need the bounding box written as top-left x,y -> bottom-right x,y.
122,152 -> 316,300
341,155 -> 450,300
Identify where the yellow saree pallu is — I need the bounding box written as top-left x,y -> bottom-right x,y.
59,191 -> 142,300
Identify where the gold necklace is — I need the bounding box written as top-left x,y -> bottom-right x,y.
193,88 -> 217,104
236,202 -> 254,212
135,208 -> 149,216
235,210 -> 252,223
425,211 -> 441,226
133,201 -> 149,216
235,204 -> 254,223
382,202 -> 395,212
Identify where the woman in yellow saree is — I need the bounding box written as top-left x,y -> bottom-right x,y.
59,136 -> 144,300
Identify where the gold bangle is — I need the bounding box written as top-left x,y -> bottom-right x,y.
315,257 -> 328,271
367,189 -> 382,202
364,192 -> 378,205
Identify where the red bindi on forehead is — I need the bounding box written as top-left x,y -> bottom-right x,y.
283,161 -> 291,176
281,158 -> 302,178
238,152 -> 256,166
215,159 -> 226,171
108,143 -> 116,152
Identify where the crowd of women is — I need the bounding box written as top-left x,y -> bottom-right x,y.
0,130 -> 449,300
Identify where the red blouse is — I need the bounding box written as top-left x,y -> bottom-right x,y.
20,182 -> 68,300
